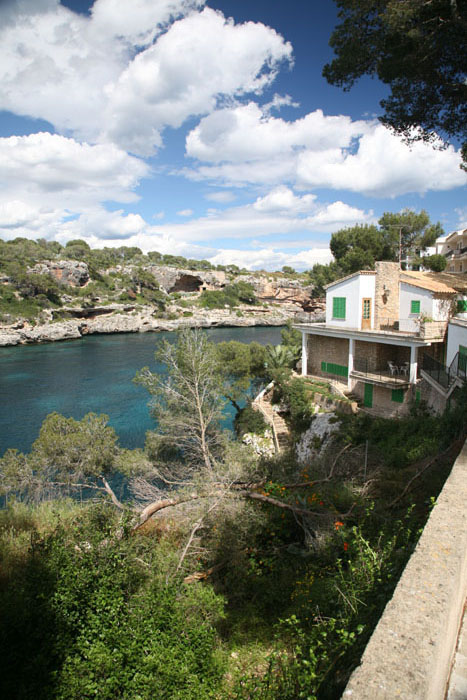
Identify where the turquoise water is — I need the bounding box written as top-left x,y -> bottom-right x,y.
0,326 -> 283,456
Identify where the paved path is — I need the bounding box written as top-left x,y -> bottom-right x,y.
447,602 -> 467,699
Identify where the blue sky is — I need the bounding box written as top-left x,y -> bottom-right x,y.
0,0 -> 465,270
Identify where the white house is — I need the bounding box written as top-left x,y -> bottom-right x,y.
435,229 -> 467,274
294,262 -> 466,415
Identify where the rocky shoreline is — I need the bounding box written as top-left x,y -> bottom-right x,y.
0,305 -> 305,347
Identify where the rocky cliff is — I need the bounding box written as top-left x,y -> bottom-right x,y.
0,259 -> 323,346
0,304 -> 308,346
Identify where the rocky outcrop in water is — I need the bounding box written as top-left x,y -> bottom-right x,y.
0,304 -> 307,346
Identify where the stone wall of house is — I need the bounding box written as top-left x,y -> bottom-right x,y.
374,261 -> 400,329
355,340 -> 410,369
352,380 -> 411,415
306,334 -> 349,376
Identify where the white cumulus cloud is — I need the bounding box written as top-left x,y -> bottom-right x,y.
0,132 -> 149,207
0,1 -> 292,154
185,104 -> 467,196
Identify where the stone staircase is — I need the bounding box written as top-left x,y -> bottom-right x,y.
253,394 -> 290,453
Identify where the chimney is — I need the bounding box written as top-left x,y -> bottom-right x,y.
374,261 -> 400,329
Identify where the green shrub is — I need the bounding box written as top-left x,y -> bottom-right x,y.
199,283 -> 257,310
234,403 -> 268,437
0,505 -> 226,700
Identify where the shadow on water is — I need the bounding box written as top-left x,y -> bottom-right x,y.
0,326 -> 283,456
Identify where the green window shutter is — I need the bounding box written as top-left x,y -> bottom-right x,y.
415,390 -> 421,404
410,300 -> 420,314
321,362 -> 348,378
457,299 -> 467,313
391,388 -> 404,403
332,297 -> 346,319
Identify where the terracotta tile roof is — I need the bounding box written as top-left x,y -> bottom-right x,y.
401,271 -> 458,294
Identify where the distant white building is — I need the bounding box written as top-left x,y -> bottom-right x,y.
435,229 -> 467,274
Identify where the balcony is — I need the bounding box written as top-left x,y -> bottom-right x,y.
379,317 -> 447,339
350,357 -> 411,387
444,245 -> 467,258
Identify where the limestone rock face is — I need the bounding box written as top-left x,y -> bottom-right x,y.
146,266 -> 227,293
236,274 -> 314,308
0,305 -> 293,346
29,261 -> 90,287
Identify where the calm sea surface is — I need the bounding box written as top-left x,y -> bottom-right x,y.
0,326 -> 283,456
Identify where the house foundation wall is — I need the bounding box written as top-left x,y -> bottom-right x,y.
352,380 -> 411,415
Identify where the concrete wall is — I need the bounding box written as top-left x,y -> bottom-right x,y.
447,320 -> 467,367
326,276 -> 361,329
418,376 -> 448,414
399,283 -> 435,332
325,274 -> 376,330
343,440 -> 467,700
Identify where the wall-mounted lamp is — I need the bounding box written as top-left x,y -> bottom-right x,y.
383,284 -> 391,299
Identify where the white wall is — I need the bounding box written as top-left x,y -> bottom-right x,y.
326,275 -> 361,329
358,275 -> 376,330
446,321 -> 467,367
325,274 -> 376,329
399,283 -> 435,332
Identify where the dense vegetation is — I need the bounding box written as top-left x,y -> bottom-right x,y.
0,237 -> 267,324
1,329 -> 466,699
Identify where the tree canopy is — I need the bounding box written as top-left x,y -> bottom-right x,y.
330,209 -> 442,272
306,209 -> 444,293
324,0 -> 467,168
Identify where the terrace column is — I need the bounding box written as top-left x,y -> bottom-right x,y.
348,338 -> 355,390
409,345 -> 418,384
301,332 -> 308,376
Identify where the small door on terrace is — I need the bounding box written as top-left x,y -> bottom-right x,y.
361,298 -> 371,330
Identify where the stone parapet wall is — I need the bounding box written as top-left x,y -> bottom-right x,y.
420,320 -> 448,339
343,439 -> 467,700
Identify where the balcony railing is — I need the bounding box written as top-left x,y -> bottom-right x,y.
351,357 -> 410,386
421,352 -> 466,390
421,354 -> 451,388
444,245 -> 467,258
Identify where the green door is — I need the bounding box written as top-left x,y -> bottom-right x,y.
364,383 -> 373,408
